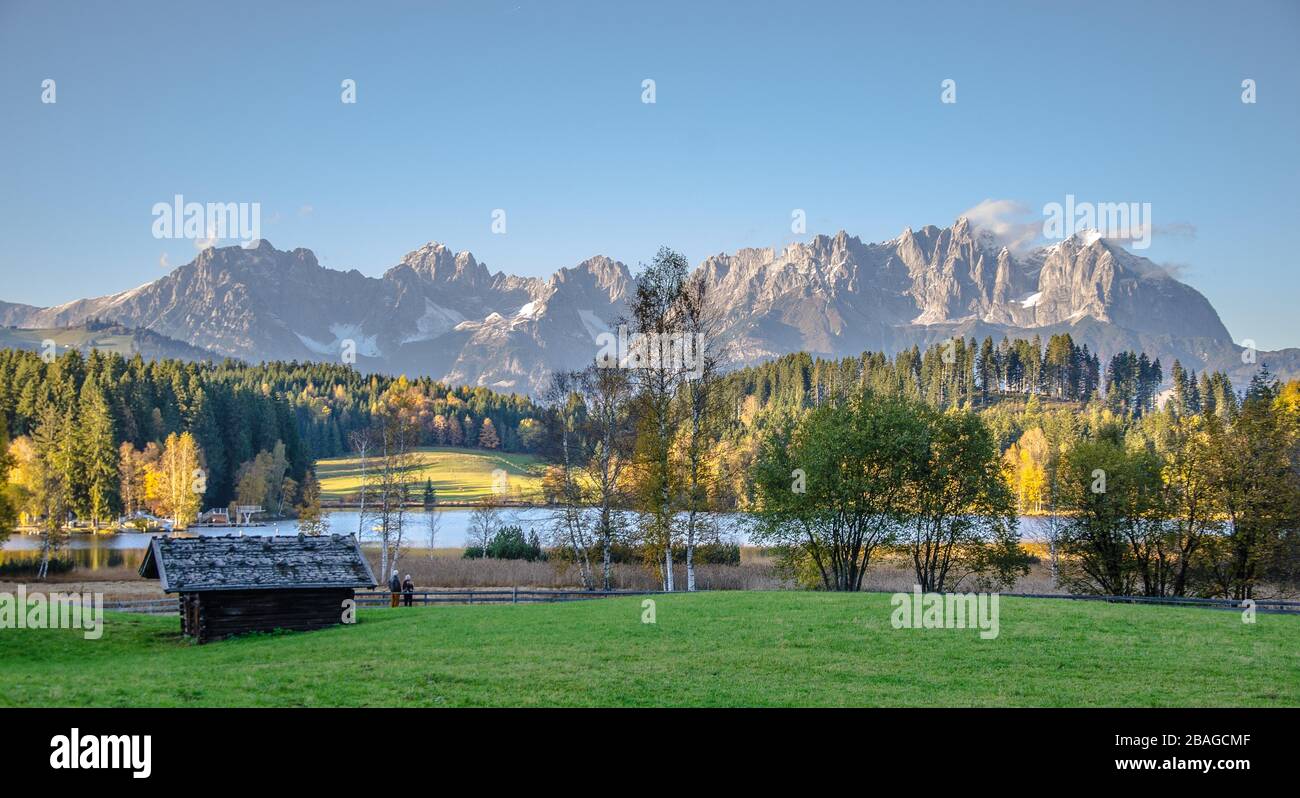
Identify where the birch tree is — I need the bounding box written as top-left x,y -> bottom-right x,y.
542,371 -> 595,589
348,427 -> 373,540
425,507 -> 441,557
370,391 -> 420,579
157,431 -> 202,529
675,270 -> 720,592
468,501 -> 502,557
629,247 -> 691,591
578,365 -> 634,590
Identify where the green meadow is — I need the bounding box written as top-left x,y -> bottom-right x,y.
2,592 -> 1296,707
314,445 -> 547,504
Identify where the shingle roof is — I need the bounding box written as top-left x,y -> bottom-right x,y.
139,534 -> 377,593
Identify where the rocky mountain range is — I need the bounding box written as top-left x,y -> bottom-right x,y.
2,218 -> 1293,395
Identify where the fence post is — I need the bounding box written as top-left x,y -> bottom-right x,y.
512,585 -> 518,604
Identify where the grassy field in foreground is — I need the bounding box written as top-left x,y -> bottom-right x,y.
315,446 -> 546,503
2,592 -> 1297,707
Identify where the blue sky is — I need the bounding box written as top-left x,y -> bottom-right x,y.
1,0 -> 1297,349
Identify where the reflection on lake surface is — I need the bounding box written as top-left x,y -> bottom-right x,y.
1,509 -> 1049,574
0,540 -> 148,572
0,509 -> 575,573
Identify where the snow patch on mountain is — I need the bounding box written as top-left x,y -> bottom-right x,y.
296,324 -> 380,357
401,298 -> 464,343
577,309 -> 610,341
294,332 -> 335,356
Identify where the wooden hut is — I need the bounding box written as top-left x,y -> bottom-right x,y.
139,534 -> 376,643
196,508 -> 231,526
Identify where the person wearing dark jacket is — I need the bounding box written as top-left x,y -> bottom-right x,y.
389,569 -> 401,608
402,575 -> 415,607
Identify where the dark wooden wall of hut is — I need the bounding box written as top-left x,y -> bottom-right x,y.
179,588 -> 356,643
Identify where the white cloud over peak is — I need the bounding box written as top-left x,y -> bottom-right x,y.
959,198 -> 1042,253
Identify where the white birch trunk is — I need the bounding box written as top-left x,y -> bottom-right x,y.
686,509 -> 697,592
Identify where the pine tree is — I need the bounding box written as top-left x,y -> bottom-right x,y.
1186,371 -> 1202,413
978,337 -> 996,402
30,403 -> 70,577
1170,360 -> 1189,415
78,377 -> 119,527
1199,371 -> 1216,417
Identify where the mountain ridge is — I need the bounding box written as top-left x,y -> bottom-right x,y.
3,220 -> 1293,394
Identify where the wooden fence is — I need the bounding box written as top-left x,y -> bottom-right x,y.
995,592 -> 1300,614
100,590 -> 1300,615
103,598 -> 181,615
101,589 -> 654,614
354,588 -> 658,606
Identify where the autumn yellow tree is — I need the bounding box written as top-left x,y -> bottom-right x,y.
6,436 -> 40,526
0,433 -> 26,540
1003,426 -> 1049,513
155,431 -> 203,528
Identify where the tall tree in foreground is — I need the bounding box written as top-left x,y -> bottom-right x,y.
1205,373 -> 1298,599
676,270 -> 721,592
752,392 -> 924,591
580,365 -> 634,590
629,246 -> 691,591
541,370 -> 595,589
1056,436 -> 1163,595
370,384 -> 421,579
905,408 -> 1028,592
1152,412 -> 1222,596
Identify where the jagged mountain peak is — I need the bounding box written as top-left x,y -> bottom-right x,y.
1040,229 -> 1164,279
1,220 -> 1274,394
390,241 -> 490,287
551,255 -> 632,298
